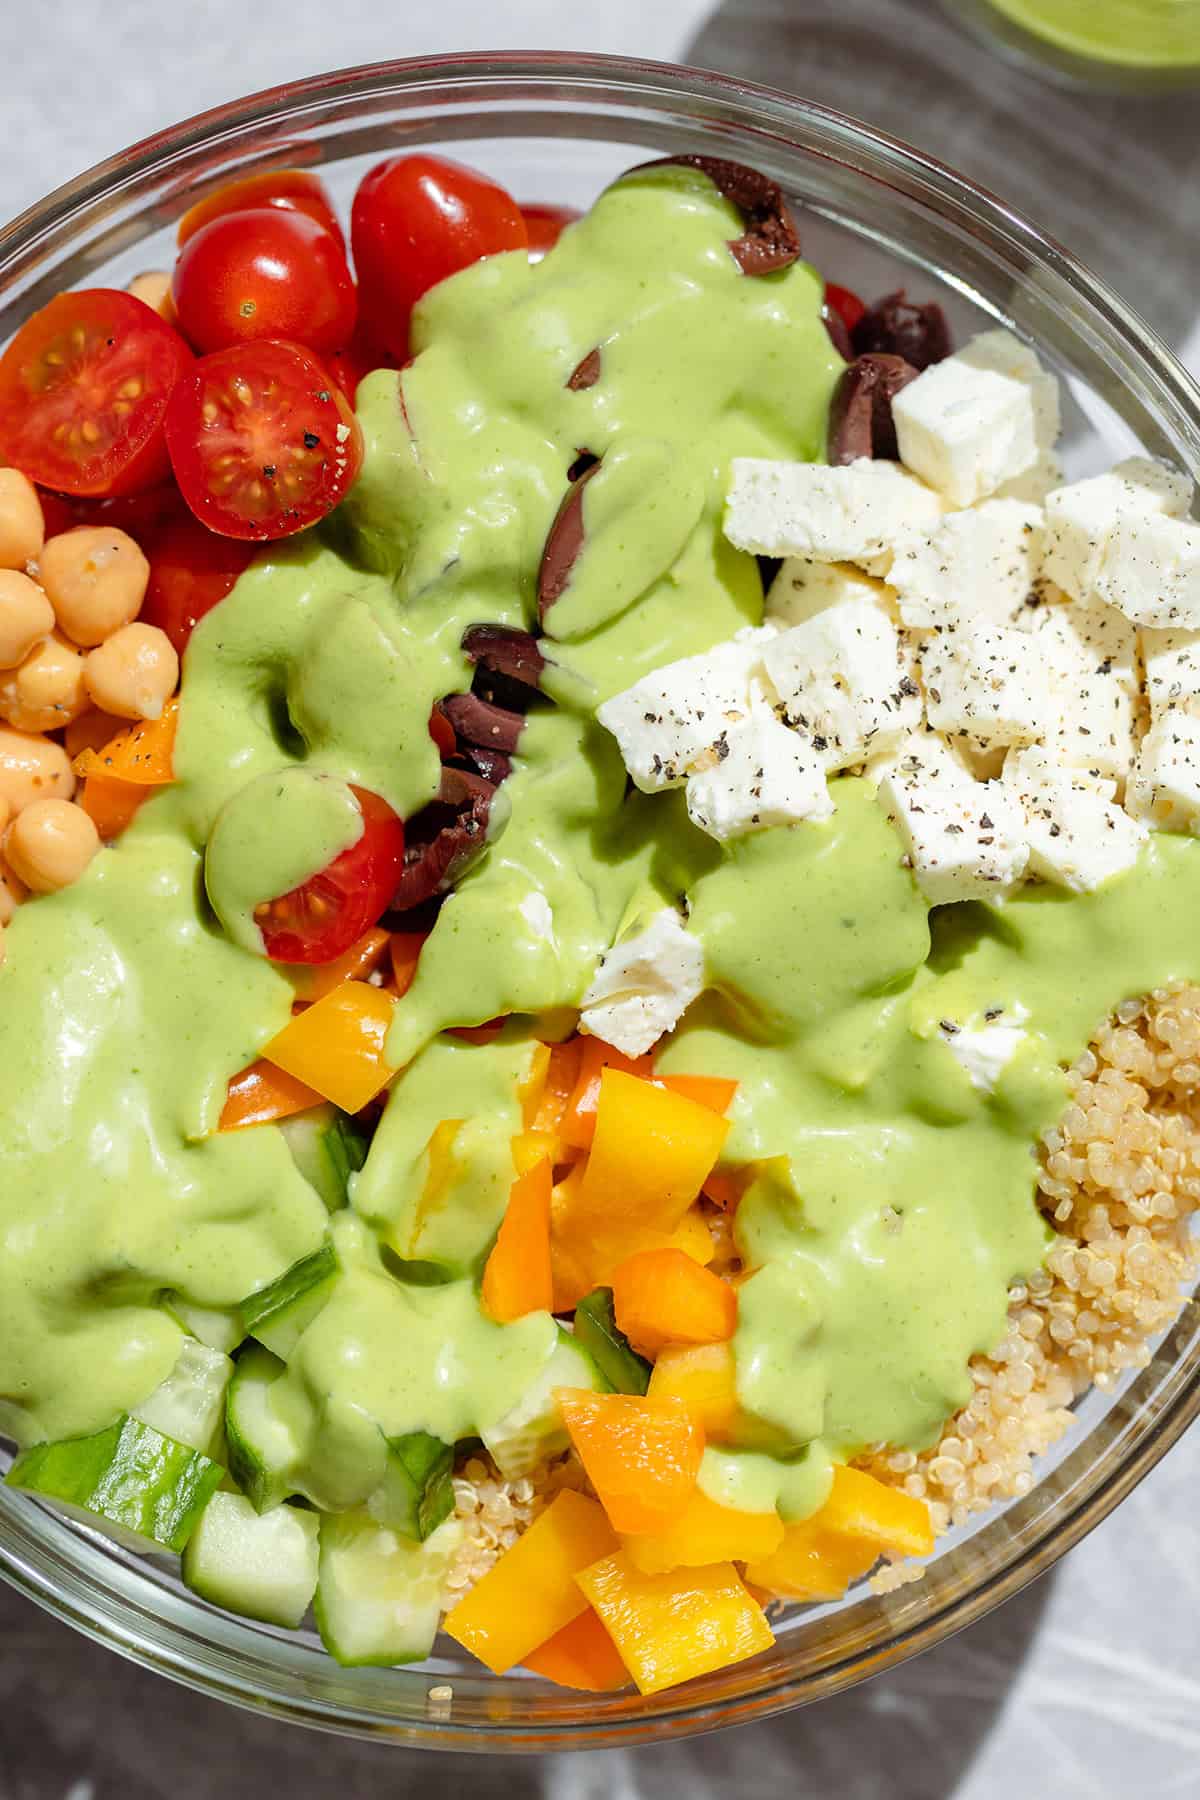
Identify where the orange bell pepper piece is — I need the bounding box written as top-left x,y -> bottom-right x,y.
647,1343 -> 740,1440
219,1057 -> 325,1131
389,930 -> 428,998
291,928 -> 391,1003
556,1390 -> 704,1536
743,1466 -> 934,1602
743,1519 -> 880,1601
533,1038 -> 583,1134
443,1490 -> 617,1674
78,773 -> 146,840
481,1156 -> 553,1323
576,1551 -> 773,1696
521,1606 -> 630,1692
448,1018 -> 506,1044
652,1074 -> 737,1115
815,1464 -> 935,1557
702,1167 -> 750,1213
550,1161 -> 594,1313
64,707 -> 123,759
612,1247 -> 738,1359
72,695 -> 178,784
561,1039 -> 653,1149
261,981 -> 397,1113
623,1488 -> 784,1575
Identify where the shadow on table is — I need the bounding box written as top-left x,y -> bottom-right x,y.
685,0 -> 1200,356
0,1570 -> 1053,1799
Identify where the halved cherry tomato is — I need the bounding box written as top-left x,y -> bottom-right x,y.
351,154 -> 527,358
140,509 -> 257,653
824,282 -> 866,335
428,706 -> 456,758
164,340 -> 363,541
177,168 -> 345,253
255,785 -> 406,965
521,204 -> 580,259
172,210 -> 357,355
0,290 -> 193,497
323,325 -> 397,405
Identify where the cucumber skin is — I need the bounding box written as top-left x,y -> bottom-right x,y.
314,1513 -> 464,1668
574,1288 -> 652,1395
7,1417 -> 222,1553
237,1239 -> 339,1358
183,1491 -> 319,1628
368,1432 -> 454,1541
224,1345 -> 297,1513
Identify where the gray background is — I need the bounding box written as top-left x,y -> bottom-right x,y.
4,3 -> 1200,1796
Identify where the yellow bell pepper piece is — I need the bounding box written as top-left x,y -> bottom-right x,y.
743,1465 -> 934,1601
652,1204 -> 715,1265
518,1041 -> 552,1128
576,1551 -> 774,1696
817,1464 -> 935,1557
261,981 -> 397,1113
744,1518 -> 881,1601
623,1488 -> 784,1575
444,1490 -> 617,1674
513,1129 -> 565,1175
647,1343 -> 739,1439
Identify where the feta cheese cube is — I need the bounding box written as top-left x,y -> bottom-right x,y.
1092,511 -> 1200,628
761,597 -> 922,770
579,908 -> 705,1058
596,636 -> 767,792
724,457 -> 942,565
1141,623 -> 1200,722
1041,456 -> 1193,603
941,1006 -> 1029,1092
1037,599 -> 1138,780
919,622 -> 1051,752
892,330 -> 1053,507
877,731 -> 1028,903
1127,710 -> 1200,835
685,709 -> 833,840
889,499 -> 1043,630
1004,745 -> 1146,891
993,451 -> 1065,506
765,557 -> 898,628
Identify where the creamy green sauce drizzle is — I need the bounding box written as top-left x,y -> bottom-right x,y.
1,164 -> 1197,1528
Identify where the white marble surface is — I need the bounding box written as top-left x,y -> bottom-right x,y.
2,4 -> 1199,1796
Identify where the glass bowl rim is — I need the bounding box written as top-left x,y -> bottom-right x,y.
1,46 -> 1198,1752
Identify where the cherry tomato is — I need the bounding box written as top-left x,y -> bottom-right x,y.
140,508 -> 257,652
521,204 -> 580,259
173,210 -> 357,356
164,340 -> 363,542
351,154 -> 527,358
255,786 -> 406,964
177,168 -> 345,253
428,706 -> 456,758
0,290 -> 193,497
825,282 -> 867,335
323,326 -> 397,404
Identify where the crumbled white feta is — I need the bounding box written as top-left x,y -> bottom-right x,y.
1091,511 -> 1200,628
579,908 -> 705,1057
1041,456 -> 1193,604
596,634 -> 770,792
1004,745 -> 1146,890
888,499 -> 1043,630
761,597 -> 922,771
765,558 -> 897,628
919,622 -> 1051,752
724,457 -> 942,564
941,1005 -> 1029,1092
992,451 -> 1065,506
1037,599 -> 1138,780
1141,623 -> 1200,723
685,708 -> 833,840
877,731 -> 1028,903
1127,710 -> 1200,836
892,330 -> 1054,507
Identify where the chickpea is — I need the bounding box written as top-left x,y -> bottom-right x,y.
40,527 -> 149,648
4,797 -> 100,893
64,706 -> 123,760
84,622 -> 178,721
0,469 -> 45,571
0,631 -> 88,733
128,269 -> 178,327
0,725 -> 74,815
0,568 -> 55,671
0,851 -> 25,925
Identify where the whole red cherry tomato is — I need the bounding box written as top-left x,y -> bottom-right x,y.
521,204 -> 581,259
323,326 -> 398,405
140,508 -> 257,653
0,290 -> 192,497
255,786 -> 406,964
164,339 -> 363,541
824,282 -> 867,335
172,210 -> 357,355
177,168 -> 346,253
351,154 -> 527,358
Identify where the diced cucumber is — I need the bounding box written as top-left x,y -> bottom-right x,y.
238,1239 -> 339,1360
280,1106 -> 369,1212
225,1344 -> 303,1512
481,1325 -> 608,1479
133,1338 -> 233,1458
366,1432 -> 453,1541
574,1288 -> 651,1395
182,1490 -> 319,1627
162,1294 -> 243,1355
7,1416 -> 222,1554
314,1511 -> 463,1667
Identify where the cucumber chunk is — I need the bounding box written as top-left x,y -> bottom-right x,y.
366,1432 -> 453,1541
574,1288 -> 652,1395
225,1344 -> 303,1512
314,1511 -> 463,1667
481,1325 -> 608,1479
183,1490 -> 319,1627
238,1239 -> 339,1360
162,1294 -> 243,1355
133,1338 -> 233,1458
280,1106 -> 369,1212
7,1416 -> 222,1554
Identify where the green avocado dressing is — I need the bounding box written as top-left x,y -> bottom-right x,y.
1,163 -> 1198,1535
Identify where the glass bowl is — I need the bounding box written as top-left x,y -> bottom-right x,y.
0,49 -> 1198,1753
